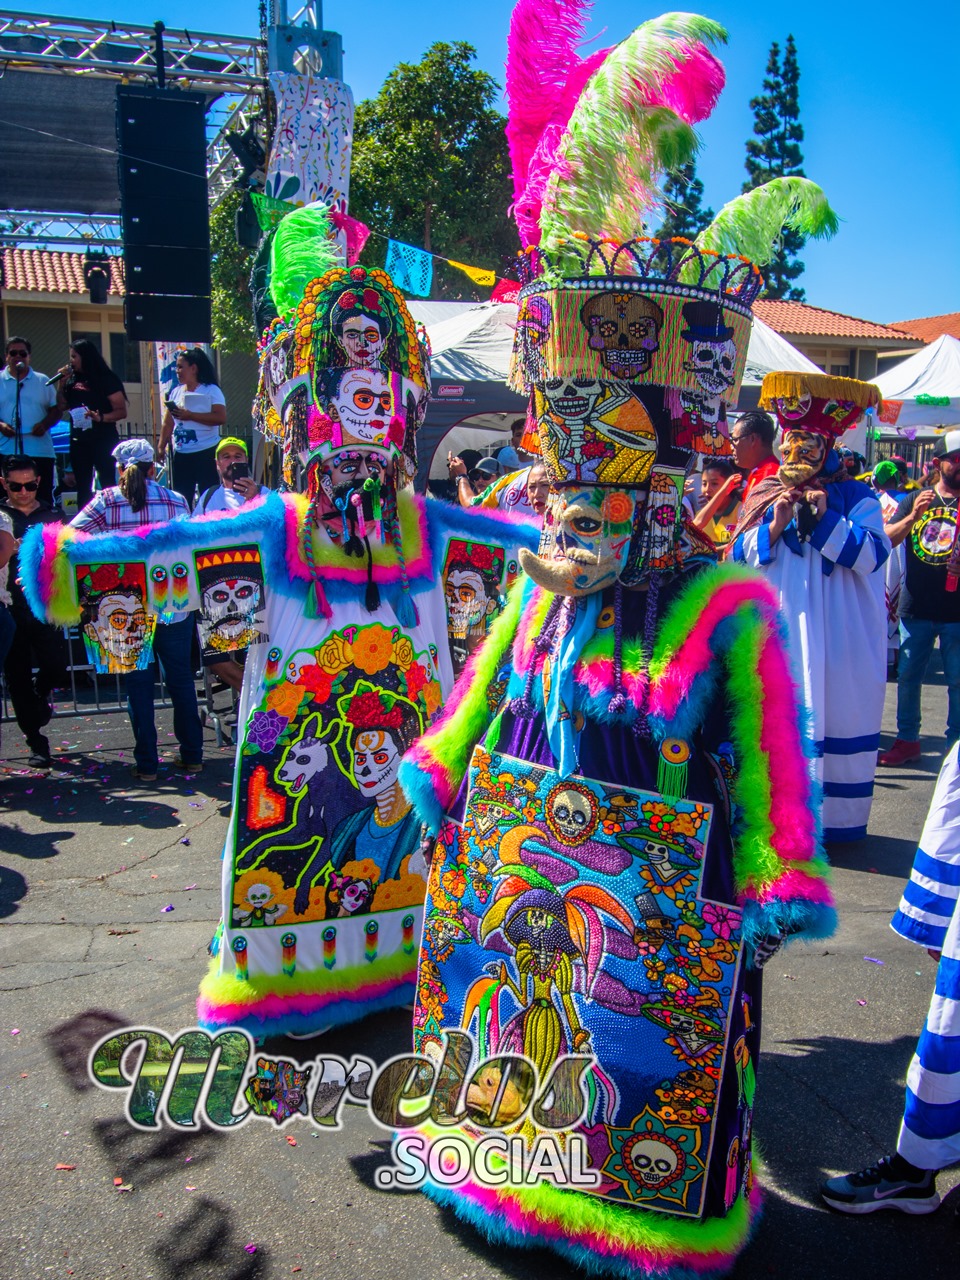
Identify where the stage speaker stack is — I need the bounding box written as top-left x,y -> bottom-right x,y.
117,86 -> 212,342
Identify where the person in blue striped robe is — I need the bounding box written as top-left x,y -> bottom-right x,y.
821,743 -> 960,1213
731,372 -> 889,844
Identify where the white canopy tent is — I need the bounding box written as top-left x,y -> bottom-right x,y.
408,302 -> 823,482
873,334 -> 960,435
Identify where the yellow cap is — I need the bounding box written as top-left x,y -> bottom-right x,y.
215,436 -> 248,456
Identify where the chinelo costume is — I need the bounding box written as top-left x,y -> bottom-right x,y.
20,205 -> 537,1039
732,371 -> 888,842
397,7 -> 838,1278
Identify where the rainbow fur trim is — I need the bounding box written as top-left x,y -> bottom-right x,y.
424,495 -> 541,570
402,562 -> 834,945
399,576 -> 528,833
21,494 -> 297,624
197,950 -> 416,1037
283,488 -> 433,589
19,521 -> 77,624
412,1115 -> 763,1280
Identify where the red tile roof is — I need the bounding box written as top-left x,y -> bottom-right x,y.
753,299 -> 919,343
1,248 -> 124,297
888,313 -> 960,344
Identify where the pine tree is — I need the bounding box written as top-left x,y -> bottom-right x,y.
656,161 -> 714,241
743,34 -> 807,301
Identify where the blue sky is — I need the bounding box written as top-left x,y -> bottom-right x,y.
18,0 -> 960,322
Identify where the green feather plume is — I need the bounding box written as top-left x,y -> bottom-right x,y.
540,13 -> 728,254
268,204 -> 342,317
694,177 -> 839,265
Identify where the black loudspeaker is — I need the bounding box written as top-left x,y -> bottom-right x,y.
125,294 -> 212,343
117,86 -> 211,341
125,245 -> 211,297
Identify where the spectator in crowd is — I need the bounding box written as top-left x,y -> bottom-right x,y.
880,431 -> 960,766
730,409 -> 779,501
494,418 -> 528,467
461,457 -> 550,522
194,438 -> 268,514
193,438 -> 269,693
0,456 -> 68,767
71,438 -> 203,781
873,460 -> 907,675
0,509 -> 16,740
0,336 -> 61,505
693,456 -> 744,548
57,339 -> 128,510
891,454 -> 920,492
158,348 -> 226,505
448,451 -> 501,507
821,742 -> 960,1215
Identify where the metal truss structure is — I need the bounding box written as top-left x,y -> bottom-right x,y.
0,4 -> 339,245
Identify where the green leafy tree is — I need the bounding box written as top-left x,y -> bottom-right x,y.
656,160 -> 714,241
743,34 -> 807,300
210,189 -> 255,353
349,42 -> 515,299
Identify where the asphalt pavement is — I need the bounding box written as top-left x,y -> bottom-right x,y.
1,678 -> 958,1280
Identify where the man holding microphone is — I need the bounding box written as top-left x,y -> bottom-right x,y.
0,337 -> 62,506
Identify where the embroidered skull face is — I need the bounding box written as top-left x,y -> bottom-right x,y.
580,293 -> 664,378
340,877 -> 374,914
203,578 -> 262,642
328,368 -> 396,445
336,311 -> 387,369
517,295 -> 552,382
352,728 -> 402,798
684,338 -> 737,396
444,567 -> 497,638
521,487 -> 638,597
624,1135 -> 683,1189
546,783 -> 599,845
525,906 -> 555,939
245,882 -> 274,912
89,592 -> 148,672
543,377 -> 604,424
778,429 -> 827,487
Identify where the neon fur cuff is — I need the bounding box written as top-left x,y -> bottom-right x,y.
197,951 -> 416,1036
422,1175 -> 762,1280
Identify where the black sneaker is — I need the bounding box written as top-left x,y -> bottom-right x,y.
821,1155 -> 940,1215
27,753 -> 52,771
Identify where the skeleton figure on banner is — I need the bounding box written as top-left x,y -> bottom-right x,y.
395,8 -> 841,1280
20,204 -> 538,1042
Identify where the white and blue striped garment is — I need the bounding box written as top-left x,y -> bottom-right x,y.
891,742 -> 960,1170
732,478 -> 889,842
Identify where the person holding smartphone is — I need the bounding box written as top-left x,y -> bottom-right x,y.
194,438 -> 268,514
157,348 -> 226,504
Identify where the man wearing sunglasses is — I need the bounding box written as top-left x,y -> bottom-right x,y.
0,456 -> 68,767
0,337 -> 62,507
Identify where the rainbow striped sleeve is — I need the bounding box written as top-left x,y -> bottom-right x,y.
648,564 -> 836,952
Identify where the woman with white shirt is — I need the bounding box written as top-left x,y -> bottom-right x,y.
158,347 -> 226,505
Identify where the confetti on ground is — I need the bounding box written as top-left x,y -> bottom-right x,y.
180,838 -> 191,846
55,1164 -> 76,1171
857,999 -> 867,1006
10,1029 -> 20,1035
244,1244 -> 257,1255
183,883 -> 198,891
286,1136 -> 297,1146
185,1185 -> 196,1191
115,1183 -> 134,1193
864,957 -> 885,965
161,905 -> 175,913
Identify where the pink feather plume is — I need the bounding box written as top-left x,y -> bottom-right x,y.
505,0 -> 593,200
